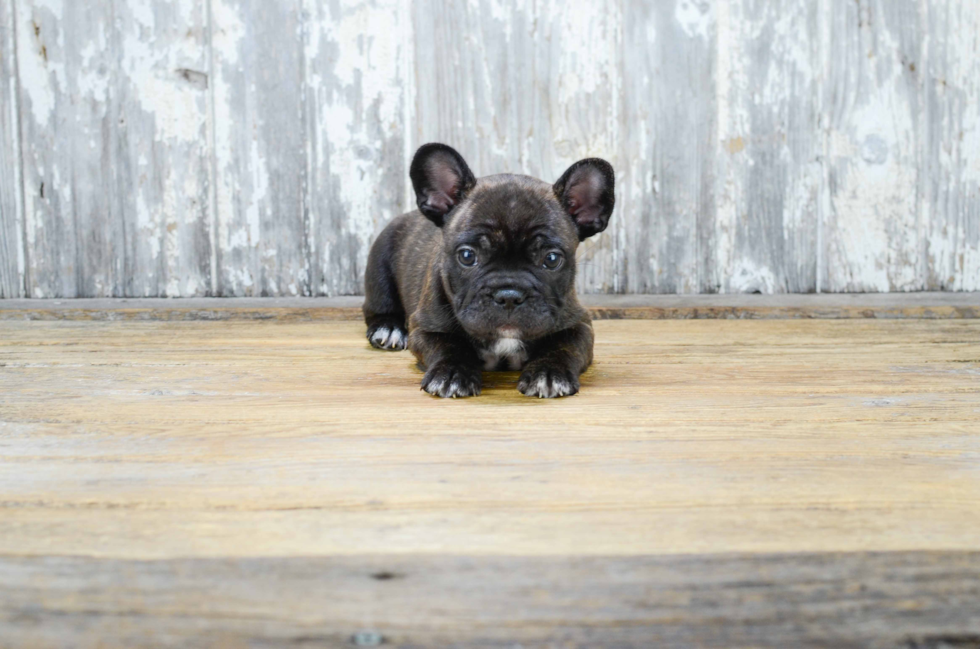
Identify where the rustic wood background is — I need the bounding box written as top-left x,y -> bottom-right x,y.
0,0 -> 978,298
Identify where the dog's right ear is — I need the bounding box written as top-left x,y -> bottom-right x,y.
410,143 -> 477,227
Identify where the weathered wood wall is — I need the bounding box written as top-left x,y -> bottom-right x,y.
0,0 -> 978,298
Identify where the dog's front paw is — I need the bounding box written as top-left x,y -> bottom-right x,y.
421,363 -> 482,398
367,322 -> 408,351
518,362 -> 580,398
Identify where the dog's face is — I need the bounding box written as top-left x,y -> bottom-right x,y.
410,144 -> 615,342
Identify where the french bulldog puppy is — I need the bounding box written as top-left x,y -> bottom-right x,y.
363,143 -> 614,398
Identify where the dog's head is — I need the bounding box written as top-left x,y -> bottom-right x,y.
410,143 -> 615,342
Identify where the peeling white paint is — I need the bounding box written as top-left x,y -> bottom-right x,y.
551,0 -> 620,294
1,0 -> 26,297
307,0 -> 406,295
245,135 -> 267,247
675,0 -> 713,40
4,0 -> 980,297
729,258 -> 778,294
14,0 -> 65,128
713,0 -> 742,292
210,0 -> 247,295
119,8 -> 204,144
554,1 -> 619,154
826,2 -> 921,293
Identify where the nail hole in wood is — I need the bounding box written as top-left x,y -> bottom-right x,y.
370,571 -> 401,581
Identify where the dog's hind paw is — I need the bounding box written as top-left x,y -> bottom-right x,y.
367,323 -> 408,351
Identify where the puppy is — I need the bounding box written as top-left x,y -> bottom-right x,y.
363,143 -> 614,398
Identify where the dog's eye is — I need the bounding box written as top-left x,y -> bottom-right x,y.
542,251 -> 564,270
457,247 -> 477,267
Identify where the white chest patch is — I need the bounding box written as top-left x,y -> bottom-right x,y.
480,336 -> 528,371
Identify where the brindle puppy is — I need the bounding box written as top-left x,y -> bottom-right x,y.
363,143 -> 614,398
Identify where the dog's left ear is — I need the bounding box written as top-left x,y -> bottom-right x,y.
410,143 -> 477,227
553,158 -> 615,240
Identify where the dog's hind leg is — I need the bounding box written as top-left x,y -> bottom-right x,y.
363,225 -> 408,351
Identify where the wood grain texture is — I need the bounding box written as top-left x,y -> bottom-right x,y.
14,0 -> 213,298
210,0 -> 307,296
1,319 -> 979,559
619,0 -> 711,294
16,0 -> 119,298
1,317 -> 979,645
1,552 -> 979,648
304,0 -> 411,297
923,1 -> 980,291
3,0 -> 980,296
823,0 -> 924,292
0,0 -> 24,298
711,0 -> 822,293
112,0 -> 213,297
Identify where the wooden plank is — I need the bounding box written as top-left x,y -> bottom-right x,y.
1,552 -> 979,648
411,0 -> 621,293
14,0 -> 213,298
1,319 -> 979,559
112,0 -> 212,296
922,1 -> 980,291
303,0 -> 411,296
618,0 -> 711,294
711,0 -> 821,293
822,0 -> 925,292
1,317 -> 980,644
5,0 -> 980,298
1,293 -> 980,321
15,0 -> 119,297
210,0 -> 308,296
0,0 -> 25,298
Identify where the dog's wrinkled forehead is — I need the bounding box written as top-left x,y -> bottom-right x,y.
446,174 -> 577,244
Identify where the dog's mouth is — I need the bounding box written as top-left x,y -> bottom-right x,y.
454,295 -> 559,342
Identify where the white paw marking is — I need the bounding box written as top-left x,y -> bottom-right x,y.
425,377 -> 445,395
371,327 -> 390,346
534,376 -> 549,397
550,378 -> 574,397
387,328 -> 406,349
423,375 -> 477,398
371,326 -> 406,350
524,375 -> 575,398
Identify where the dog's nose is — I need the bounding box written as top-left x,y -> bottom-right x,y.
492,288 -> 526,309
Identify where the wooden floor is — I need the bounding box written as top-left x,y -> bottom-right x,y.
1,316 -> 979,647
